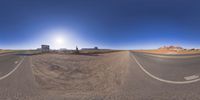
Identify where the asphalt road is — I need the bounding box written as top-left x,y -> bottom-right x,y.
117,52 -> 200,100
0,54 -> 21,77
0,54 -> 81,100
0,54 -> 42,100
1,52 -> 200,100
133,52 -> 200,82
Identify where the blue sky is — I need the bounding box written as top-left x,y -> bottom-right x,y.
0,0 -> 200,49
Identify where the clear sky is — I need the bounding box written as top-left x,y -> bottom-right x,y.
0,0 -> 200,50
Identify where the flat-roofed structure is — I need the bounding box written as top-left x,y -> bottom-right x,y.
41,45 -> 50,52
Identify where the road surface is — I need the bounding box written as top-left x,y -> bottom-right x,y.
117,52 -> 200,100
1,52 -> 200,100
0,54 -> 67,100
0,54 -> 21,78
132,52 -> 200,82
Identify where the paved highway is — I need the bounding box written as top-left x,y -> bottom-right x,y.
0,54 -> 21,78
118,52 -> 200,100
0,54 -> 41,100
0,54 -> 77,100
133,52 -> 200,82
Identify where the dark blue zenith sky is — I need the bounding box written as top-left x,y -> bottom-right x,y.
0,0 -> 200,49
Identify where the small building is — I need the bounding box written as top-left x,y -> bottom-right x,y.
94,46 -> 98,50
41,45 -> 50,52
81,46 -> 99,50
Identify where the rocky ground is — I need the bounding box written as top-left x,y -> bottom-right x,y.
31,51 -> 130,99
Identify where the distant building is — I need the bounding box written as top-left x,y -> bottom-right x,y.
59,48 -> 67,51
41,45 -> 50,52
94,46 -> 98,50
81,46 -> 99,50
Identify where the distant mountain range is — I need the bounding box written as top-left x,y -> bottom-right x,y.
159,46 -> 183,50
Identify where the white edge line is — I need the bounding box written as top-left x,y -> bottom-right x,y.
131,53 -> 200,84
0,56 -> 24,80
184,75 -> 199,80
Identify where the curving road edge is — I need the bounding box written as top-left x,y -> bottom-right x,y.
130,53 -> 200,84
0,57 -> 24,80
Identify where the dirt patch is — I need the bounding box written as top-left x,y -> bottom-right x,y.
31,51 -> 130,97
134,49 -> 178,54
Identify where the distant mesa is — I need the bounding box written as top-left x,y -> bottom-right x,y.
155,45 -> 200,54
159,45 -> 183,51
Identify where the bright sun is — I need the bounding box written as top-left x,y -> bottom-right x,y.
53,36 -> 66,49
55,37 -> 64,45
49,29 -> 73,49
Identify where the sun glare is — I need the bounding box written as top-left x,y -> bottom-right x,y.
53,36 -> 66,49
47,29 -> 78,49
55,36 -> 65,45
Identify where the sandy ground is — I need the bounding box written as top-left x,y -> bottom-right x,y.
31,51 -> 130,98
